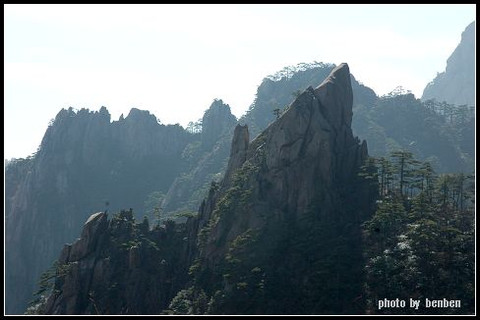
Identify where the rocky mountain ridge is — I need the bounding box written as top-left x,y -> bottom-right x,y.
37,63 -> 376,314
422,21 -> 475,106
6,37 -> 475,312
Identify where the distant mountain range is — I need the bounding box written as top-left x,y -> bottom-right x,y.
5,21 -> 475,314
422,21 -> 475,106
33,64 -> 377,314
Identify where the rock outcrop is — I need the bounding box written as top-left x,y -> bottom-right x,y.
201,99 -> 237,149
36,63 -> 375,315
161,64 -> 379,215
9,52 -> 475,314
185,63 -> 375,314
221,124 -> 249,190
422,21 -> 475,106
67,212 -> 108,261
42,210 -> 189,315
5,107 -> 195,314
44,212 -> 108,314
161,100 -> 238,214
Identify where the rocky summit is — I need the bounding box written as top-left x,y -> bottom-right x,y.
37,63 -> 376,315
184,63 -> 375,314
5,107 -> 194,314
422,21 -> 475,106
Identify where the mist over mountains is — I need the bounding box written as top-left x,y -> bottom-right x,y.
422,21 -> 475,106
5,21 -> 475,315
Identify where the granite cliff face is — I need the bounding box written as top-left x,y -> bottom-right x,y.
196,63 -> 368,251
183,63 -> 375,314
5,107 -> 194,315
40,210 -> 189,315
240,62 -> 377,139
161,63 -> 378,215
8,55 -> 473,314
422,21 -> 475,106
35,63 -> 375,315
161,100 -> 238,214
201,99 -> 237,149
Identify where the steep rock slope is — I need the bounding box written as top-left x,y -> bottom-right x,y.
40,210 -> 189,315
240,62 -> 377,139
183,63 -> 375,314
9,51 -> 474,314
161,100 -> 238,214
5,107 -> 194,314
38,63 -> 375,315
162,62 -> 378,214
422,21 -> 475,106
201,99 -> 237,149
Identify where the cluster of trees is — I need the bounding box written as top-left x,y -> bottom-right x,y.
423,99 -> 474,126
353,92 -> 474,173
186,120 -> 202,134
361,151 -> 475,314
242,63 -> 336,137
266,61 -> 335,81
27,209 -> 190,315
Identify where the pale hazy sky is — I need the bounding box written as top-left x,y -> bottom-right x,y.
4,4 -> 475,160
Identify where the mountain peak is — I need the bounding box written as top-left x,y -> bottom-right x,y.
422,21 -> 475,106
125,108 -> 159,125
190,64 -> 373,314
201,99 -> 237,148
314,62 -> 353,128
222,124 -> 249,190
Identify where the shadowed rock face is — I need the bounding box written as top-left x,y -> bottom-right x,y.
201,99 -> 237,149
38,63 -> 375,315
67,212 -> 108,261
188,63 -> 375,314
161,100 -> 238,214
422,21 -> 475,106
43,210 -> 190,315
197,62 -> 369,257
160,63 -> 379,216
5,107 -> 194,315
221,124 -> 249,190
44,212 -> 109,314
5,101 -> 238,315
